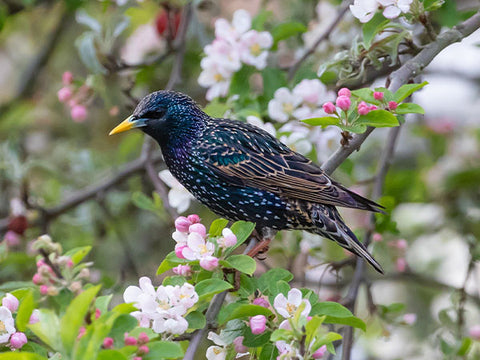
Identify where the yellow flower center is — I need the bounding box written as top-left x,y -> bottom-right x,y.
213,347 -> 222,355
214,73 -> 224,82
0,321 -> 6,335
200,244 -> 209,255
286,303 -> 296,314
158,301 -> 170,310
282,103 -> 294,114
250,43 -> 262,56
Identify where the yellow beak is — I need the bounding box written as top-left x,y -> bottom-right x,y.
109,115 -> 136,135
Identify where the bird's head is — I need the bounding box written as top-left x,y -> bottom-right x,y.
109,90 -> 205,144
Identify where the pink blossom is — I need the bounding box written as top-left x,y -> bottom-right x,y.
124,336 -> 137,346
403,313 -> 417,325
138,345 -> 149,355
426,118 -> 455,134
172,264 -> 192,276
372,233 -> 383,242
374,91 -> 384,100
71,105 -> 88,122
182,232 -> 214,260
189,223 -> 206,238
469,325 -> 480,340
103,337 -> 114,349
369,105 -> 378,111
204,39 -> 241,72
2,294 -> 19,313
187,214 -> 200,224
175,216 -> 191,233
395,239 -> 408,250
4,231 -> 20,247
253,297 -> 270,308
40,285 -> 48,295
388,101 -> 398,110
337,88 -> 351,97
9,332 -> 27,349
293,79 -> 334,106
217,228 -> 237,248
395,257 -> 407,272
312,345 -> 327,359
199,256 -> 219,271
57,87 -> 73,102
336,95 -> 351,111
357,101 -> 370,115
95,308 -> 101,319
249,315 -> 267,335
233,336 -> 248,353
32,273 -> 42,285
29,309 -> 40,324
133,357 -> 142,360
62,71 -> 74,85
138,332 -> 149,344
322,102 -> 336,114
175,244 -> 187,259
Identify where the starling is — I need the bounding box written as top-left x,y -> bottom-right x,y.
110,91 -> 384,273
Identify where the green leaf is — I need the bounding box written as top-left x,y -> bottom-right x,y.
16,290 -> 35,332
112,303 -> 137,314
262,68 -> 287,100
64,245 -> 92,265
28,309 -> 62,350
143,341 -> 184,359
270,328 -> 292,342
272,21 -> 307,45
230,66 -> 255,99
131,191 -> 158,212
258,268 -> 294,293
356,110 -> 398,127
243,329 -> 272,347
305,315 -> 325,344
222,255 -> 256,275
252,10 -> 274,31
108,313 -> 138,345
195,279 -> 233,298
74,32 -> 107,74
219,304 -> 273,325
259,343 -> 278,360
312,331 -> 343,349
0,354 -> 47,360
209,218 -> 229,237
185,311 -> 206,329
311,302 -> 366,331
60,285 -> 101,353
156,251 -> 186,275
95,294 -> 113,314
338,123 -> 368,134
226,221 -> 256,253
97,350 -> 128,360
203,100 -> 230,118
395,103 -> 425,114
362,13 -> 389,49
302,117 -> 339,127
457,337 -> 472,356
393,81 -> 428,102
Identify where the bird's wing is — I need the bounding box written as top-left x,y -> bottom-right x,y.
200,119 -> 383,212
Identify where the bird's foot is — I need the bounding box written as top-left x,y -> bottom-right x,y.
246,237 -> 272,259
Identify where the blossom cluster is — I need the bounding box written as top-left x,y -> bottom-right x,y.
173,214 -> 237,271
350,0 -> 413,23
123,277 -> 198,336
198,9 -> 273,100
0,293 -> 39,350
206,288 -> 328,360
57,71 -> 92,122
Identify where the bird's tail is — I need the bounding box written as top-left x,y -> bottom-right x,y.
311,205 -> 384,274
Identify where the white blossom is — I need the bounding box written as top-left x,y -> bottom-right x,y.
198,57 -> 233,101
238,30 -> 273,70
214,9 -> 252,43
246,116 -> 276,137
378,0 -> 413,19
0,306 -> 15,343
181,232 -> 215,260
273,288 -> 311,318
206,331 -> 228,360
349,0 -> 379,23
268,88 -> 302,123
158,170 -> 195,213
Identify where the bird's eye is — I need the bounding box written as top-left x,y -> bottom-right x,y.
141,108 -> 166,119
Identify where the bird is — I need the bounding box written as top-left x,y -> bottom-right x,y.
109,90 -> 384,273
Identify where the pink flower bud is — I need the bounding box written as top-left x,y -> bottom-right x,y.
175,244 -> 188,259
403,313 -> 417,325
95,308 -> 101,319
312,345 -> 327,359
337,88 -> 351,97
252,297 -> 270,308
172,264 -> 192,276
2,293 -> 19,312
199,256 -> 219,271
36,259 -> 46,268
57,87 -> 73,103
103,337 -> 114,349
32,273 -> 42,285
336,96 -> 351,111
9,332 -> 27,349
357,101 -> 370,115
219,228 -> 237,248
307,316 -> 313,321
189,223 -> 206,238
233,336 -> 248,353
62,71 -> 74,85
469,325 -> 480,340
369,105 -> 378,111
137,332 -> 149,344
77,326 -> 86,340
175,216 -> 191,233
29,309 -> 40,324
395,257 -> 407,272
138,345 -> 149,355
388,101 -> 398,110
249,315 -> 267,335
71,105 -> 88,122
372,233 -> 383,242
187,214 -> 200,224
40,285 -> 48,295
4,231 -> 21,246
133,357 -> 142,360
322,102 -> 336,114
374,92 -> 384,100
125,336 -> 137,346
395,239 -> 408,250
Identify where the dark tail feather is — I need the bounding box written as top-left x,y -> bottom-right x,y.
311,205 -> 384,274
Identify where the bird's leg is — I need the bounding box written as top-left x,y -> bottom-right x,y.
247,227 -> 276,259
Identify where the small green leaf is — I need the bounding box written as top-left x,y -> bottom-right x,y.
272,21 -> 307,45
395,103 -> 425,114
15,290 -> 35,332
0,354 -> 47,360
226,221 -> 256,254
259,343 -> 279,360
222,255 -> 256,275
185,311 -> 206,329
195,279 -> 233,298
311,301 -> 366,331
230,66 -> 255,99
143,341 -> 184,359
302,117 -> 339,127
131,191 -> 158,212
203,100 -> 230,118
75,32 -> 107,74
97,350 -> 128,360
338,123 -> 368,134
262,68 -> 287,100
243,329 -> 272,347
305,315 -> 325,344
362,13 -> 389,48
356,110 -> 398,127
312,331 -> 343,349
95,295 -> 113,315
457,337 -> 472,356
209,218 -> 229,237
156,252 -> 186,275
219,304 -> 273,325
270,328 -> 292,342
60,285 -> 101,353
393,81 -> 428,102
64,246 -> 92,265
258,268 -> 293,293
28,310 -> 62,350
108,314 -> 138,345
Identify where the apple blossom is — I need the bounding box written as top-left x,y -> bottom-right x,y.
198,57 -> 233,101
175,244 -> 187,259
4,231 -> 20,247
204,39 -> 242,72
206,331 -> 228,360
322,102 -> 336,114
200,256 -> 220,271
175,216 -> 192,233
172,264 -> 192,276
2,294 -> 18,313
233,336 -> 248,353
337,87 -> 351,97
158,170 -> 195,213
103,337 -> 114,349
374,91 -> 384,100
189,223 -> 207,238
403,313 -> 417,325
138,332 -> 149,344
40,285 -> 48,295
378,0 -> 413,19
0,307 -> 15,343
138,345 -> 149,355
29,309 -> 40,324
182,232 -> 215,260
71,105 -> 88,122
62,71 -> 74,85
246,116 -> 276,136
214,9 -> 251,44
152,313 -> 189,335
350,0 -> 379,23
57,87 -> 73,103
249,315 -> 267,334
336,95 -> 351,111
268,88 -> 302,122
217,228 -> 237,248
396,257 -> 407,272
358,101 -> 370,115
253,297 -> 270,308
469,325 -> 480,340
312,344 -> 327,358
9,332 -> 27,349
388,101 -> 398,110
239,30 -> 273,69
124,336 -> 137,346
274,288 -> 311,318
